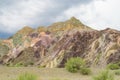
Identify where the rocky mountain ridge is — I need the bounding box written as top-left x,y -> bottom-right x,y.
0,17 -> 120,68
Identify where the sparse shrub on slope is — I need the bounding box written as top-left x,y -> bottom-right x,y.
93,70 -> 114,80
17,73 -> 37,80
80,68 -> 91,75
107,63 -> 120,70
14,62 -> 24,67
114,70 -> 120,75
50,78 -> 69,80
65,57 -> 86,73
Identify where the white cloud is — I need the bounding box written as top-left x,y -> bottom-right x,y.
0,0 -> 91,34
0,0 -> 52,33
62,0 -> 120,30
0,0 -> 120,36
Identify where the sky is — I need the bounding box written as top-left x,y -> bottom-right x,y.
0,0 -> 120,39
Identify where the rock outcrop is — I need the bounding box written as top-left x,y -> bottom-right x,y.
0,17 -> 120,68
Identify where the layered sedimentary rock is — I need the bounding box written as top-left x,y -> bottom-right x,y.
0,17 -> 120,68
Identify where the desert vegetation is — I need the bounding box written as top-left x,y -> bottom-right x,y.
16,73 -> 37,80
93,70 -> 114,80
0,17 -> 120,80
107,63 -> 120,70
65,57 -> 91,75
0,67 -> 119,80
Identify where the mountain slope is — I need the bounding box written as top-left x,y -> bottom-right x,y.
0,17 -> 120,68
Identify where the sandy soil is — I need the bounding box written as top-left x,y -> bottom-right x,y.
0,67 -> 119,80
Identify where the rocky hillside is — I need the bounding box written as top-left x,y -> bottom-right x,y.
0,17 -> 120,68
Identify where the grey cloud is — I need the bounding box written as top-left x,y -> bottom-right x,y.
0,0 -> 94,38
54,0 -> 93,6
0,0 -> 29,7
30,0 -> 94,27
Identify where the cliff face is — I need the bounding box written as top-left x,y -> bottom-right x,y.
0,17 -> 120,68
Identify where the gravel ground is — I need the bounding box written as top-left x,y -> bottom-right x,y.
0,67 -> 119,80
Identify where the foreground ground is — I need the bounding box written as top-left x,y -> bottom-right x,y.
0,66 -> 119,80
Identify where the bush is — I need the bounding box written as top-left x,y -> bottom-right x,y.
50,78 -> 68,80
114,70 -> 120,75
14,62 -> 24,67
65,57 -> 85,73
80,68 -> 91,75
93,70 -> 114,80
7,62 -> 24,67
107,63 -> 120,70
17,73 -> 37,80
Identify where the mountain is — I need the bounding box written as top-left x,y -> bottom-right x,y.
0,17 -> 120,68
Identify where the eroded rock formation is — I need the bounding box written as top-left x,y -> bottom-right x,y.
0,17 -> 120,68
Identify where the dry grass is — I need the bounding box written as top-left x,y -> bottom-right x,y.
0,66 -> 119,80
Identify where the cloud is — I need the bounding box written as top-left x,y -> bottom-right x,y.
0,0 -> 120,38
0,0 -> 92,34
61,0 -> 120,30
0,0 -> 53,33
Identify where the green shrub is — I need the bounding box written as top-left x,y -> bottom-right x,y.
50,78 -> 68,80
114,70 -> 120,75
80,68 -> 91,75
93,70 -> 114,80
17,73 -> 37,80
14,62 -> 24,67
7,62 -> 24,67
65,57 -> 85,73
107,63 -> 120,70
117,62 -> 120,66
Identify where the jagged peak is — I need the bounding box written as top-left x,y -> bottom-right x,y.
101,28 -> 120,34
70,16 -> 79,21
14,26 -> 34,36
65,17 -> 84,26
68,17 -> 81,22
36,26 -> 47,32
48,17 -> 91,32
21,26 -> 33,30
